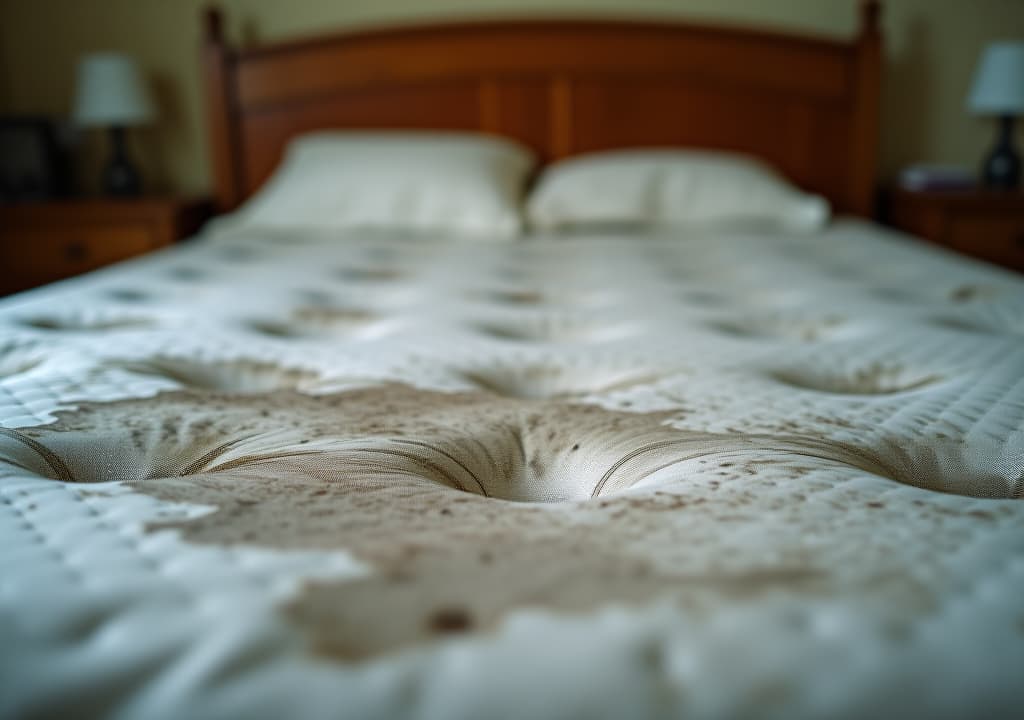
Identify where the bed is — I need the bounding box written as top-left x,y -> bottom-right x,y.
2,3 -> 1023,719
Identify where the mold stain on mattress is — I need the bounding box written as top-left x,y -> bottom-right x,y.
948,284 -> 1002,303
0,384 -> 1016,661
115,357 -> 323,393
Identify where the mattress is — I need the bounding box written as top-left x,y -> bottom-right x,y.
1,218 -> 1022,719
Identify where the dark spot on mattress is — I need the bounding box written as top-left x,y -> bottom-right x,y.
428,607 -> 474,634
949,284 -> 1000,303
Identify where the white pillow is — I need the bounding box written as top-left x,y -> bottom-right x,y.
526,149 -> 829,233
234,131 -> 536,238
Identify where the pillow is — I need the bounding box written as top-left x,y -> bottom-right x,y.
233,131 -> 536,238
526,149 -> 829,233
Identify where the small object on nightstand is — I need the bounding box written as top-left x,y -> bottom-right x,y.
968,42 -> 1024,189
0,196 -> 212,295
899,164 -> 975,192
887,188 -> 1024,272
73,53 -> 155,197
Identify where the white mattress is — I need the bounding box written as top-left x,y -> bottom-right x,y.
1,219 -> 1022,719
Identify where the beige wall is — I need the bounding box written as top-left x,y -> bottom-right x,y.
1,0 -> 1022,196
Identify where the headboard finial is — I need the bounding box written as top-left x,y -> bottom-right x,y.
205,7 -> 225,45
860,0 -> 881,35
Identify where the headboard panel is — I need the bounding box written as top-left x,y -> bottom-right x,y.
203,2 -> 881,216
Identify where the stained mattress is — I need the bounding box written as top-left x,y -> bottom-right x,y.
1,219 -> 1022,719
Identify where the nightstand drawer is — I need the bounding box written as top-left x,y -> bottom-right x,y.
0,225 -> 157,284
0,197 -> 212,296
947,215 -> 1024,269
886,189 -> 1024,273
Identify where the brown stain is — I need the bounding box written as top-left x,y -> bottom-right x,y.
949,284 -> 997,303
1,383 -> 1011,662
428,607 -> 474,634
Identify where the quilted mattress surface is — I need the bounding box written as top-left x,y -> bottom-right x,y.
1,219 -> 1022,719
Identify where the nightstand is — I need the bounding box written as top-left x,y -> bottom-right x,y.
887,189 -> 1024,272
0,196 -> 213,295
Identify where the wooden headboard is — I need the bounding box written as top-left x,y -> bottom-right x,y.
203,2 -> 882,216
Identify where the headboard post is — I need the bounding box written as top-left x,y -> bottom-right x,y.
202,7 -> 243,212
850,0 -> 882,216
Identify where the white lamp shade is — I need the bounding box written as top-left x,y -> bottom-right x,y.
73,53 -> 155,127
968,42 -> 1024,115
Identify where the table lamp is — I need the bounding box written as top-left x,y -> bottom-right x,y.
968,41 -> 1024,189
73,53 -> 155,196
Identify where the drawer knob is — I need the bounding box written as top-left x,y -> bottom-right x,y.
65,242 -> 88,262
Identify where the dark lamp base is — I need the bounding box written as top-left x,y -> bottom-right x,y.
981,115 -> 1021,189
103,126 -> 143,197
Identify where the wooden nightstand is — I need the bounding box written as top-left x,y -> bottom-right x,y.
0,196 -> 213,295
887,189 -> 1024,272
